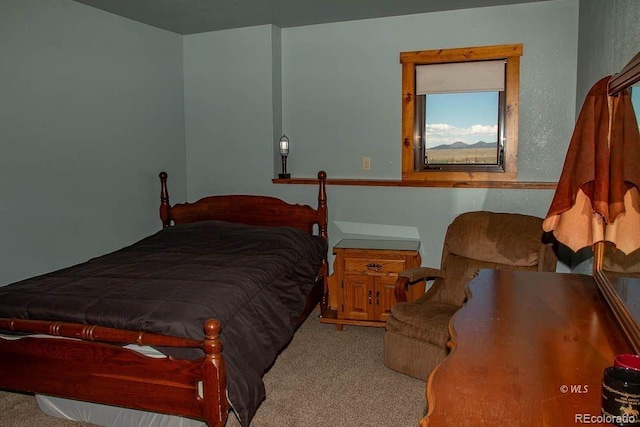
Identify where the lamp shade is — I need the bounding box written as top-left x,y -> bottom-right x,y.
279,135 -> 289,156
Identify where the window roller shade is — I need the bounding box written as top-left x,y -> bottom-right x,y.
416,60 -> 505,94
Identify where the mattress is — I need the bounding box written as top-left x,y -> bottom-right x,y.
36,395 -> 206,427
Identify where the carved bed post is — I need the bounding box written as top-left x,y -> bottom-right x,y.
316,171 -> 329,314
317,170 -> 328,239
159,172 -> 171,228
201,319 -> 229,427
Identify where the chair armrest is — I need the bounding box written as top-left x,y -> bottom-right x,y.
394,267 -> 445,303
399,267 -> 445,282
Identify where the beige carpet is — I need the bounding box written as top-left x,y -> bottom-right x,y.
0,391 -> 98,427
0,311 -> 426,426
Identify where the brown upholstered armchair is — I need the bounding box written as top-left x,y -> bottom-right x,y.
383,211 -> 558,380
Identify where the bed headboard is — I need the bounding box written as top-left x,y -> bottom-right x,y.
159,171 -> 328,239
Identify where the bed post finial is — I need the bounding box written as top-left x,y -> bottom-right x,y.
202,318 -> 229,427
317,171 -> 329,314
159,172 -> 171,228
317,170 -> 328,238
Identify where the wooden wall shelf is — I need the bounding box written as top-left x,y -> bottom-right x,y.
273,177 -> 556,190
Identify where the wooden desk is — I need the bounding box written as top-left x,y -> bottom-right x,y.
423,269 -> 631,427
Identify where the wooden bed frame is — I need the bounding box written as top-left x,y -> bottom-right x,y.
0,170 -> 329,427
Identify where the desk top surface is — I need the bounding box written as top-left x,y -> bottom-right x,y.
423,269 -> 631,427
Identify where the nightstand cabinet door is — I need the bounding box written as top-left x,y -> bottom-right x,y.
343,274 -> 397,322
375,275 -> 398,322
343,275 -> 374,321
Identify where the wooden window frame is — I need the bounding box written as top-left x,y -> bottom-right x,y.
401,44 -> 523,182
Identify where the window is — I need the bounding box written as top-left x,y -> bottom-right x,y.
401,44 -> 523,182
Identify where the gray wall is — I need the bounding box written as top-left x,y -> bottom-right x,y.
568,0 -> 640,273
184,0 -> 579,271
1,0 -> 186,285
576,0 -> 640,105
281,1 -> 578,182
183,25 -> 282,199
7,0 -> 632,285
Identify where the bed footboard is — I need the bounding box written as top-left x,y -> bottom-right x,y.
0,318 -> 228,427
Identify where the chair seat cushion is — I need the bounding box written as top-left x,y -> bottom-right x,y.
386,297 -> 459,348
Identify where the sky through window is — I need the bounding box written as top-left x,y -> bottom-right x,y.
425,92 -> 499,148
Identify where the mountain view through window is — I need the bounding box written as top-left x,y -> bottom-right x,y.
425,91 -> 500,165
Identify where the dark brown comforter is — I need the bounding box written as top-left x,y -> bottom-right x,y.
0,220 -> 326,426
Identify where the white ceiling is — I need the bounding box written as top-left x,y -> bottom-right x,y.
71,0 -> 550,35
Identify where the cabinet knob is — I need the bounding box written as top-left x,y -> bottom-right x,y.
366,263 -> 382,272
368,290 -> 372,304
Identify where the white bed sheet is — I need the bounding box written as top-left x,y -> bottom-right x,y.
36,394 -> 205,427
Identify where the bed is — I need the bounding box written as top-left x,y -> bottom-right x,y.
0,170 -> 329,427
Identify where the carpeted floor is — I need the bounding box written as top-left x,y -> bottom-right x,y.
0,311 -> 426,426
0,391 -> 98,427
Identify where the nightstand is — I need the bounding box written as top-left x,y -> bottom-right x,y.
320,239 -> 424,330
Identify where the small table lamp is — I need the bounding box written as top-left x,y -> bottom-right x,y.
279,134 -> 290,179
